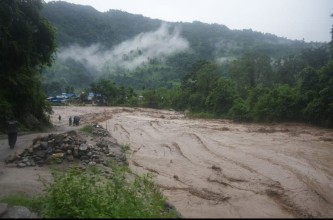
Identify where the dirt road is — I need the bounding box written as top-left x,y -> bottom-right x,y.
1,106 -> 333,218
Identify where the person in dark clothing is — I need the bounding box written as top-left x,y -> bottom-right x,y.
73,116 -> 80,126
69,116 -> 72,126
7,118 -> 18,149
58,115 -> 61,122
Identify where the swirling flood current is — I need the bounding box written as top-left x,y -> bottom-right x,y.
52,106 -> 333,218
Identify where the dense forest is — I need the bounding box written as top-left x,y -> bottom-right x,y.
1,0 -> 332,130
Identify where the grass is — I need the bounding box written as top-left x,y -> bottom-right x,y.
0,193 -> 41,212
186,111 -> 216,119
120,144 -> 131,165
79,125 -> 93,134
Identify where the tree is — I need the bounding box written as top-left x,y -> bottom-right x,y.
330,13 -> 333,59
228,53 -> 274,96
141,89 -> 159,108
0,0 -> 56,130
180,60 -> 220,111
302,61 -> 333,126
253,85 -> 300,122
300,46 -> 329,69
205,78 -> 237,115
90,79 -> 119,106
273,55 -> 306,85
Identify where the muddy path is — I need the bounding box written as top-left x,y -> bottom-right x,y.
1,106 -> 333,218
0,110 -> 87,198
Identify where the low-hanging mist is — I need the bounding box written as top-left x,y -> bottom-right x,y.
57,23 -> 190,73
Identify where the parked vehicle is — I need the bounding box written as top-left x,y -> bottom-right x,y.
47,97 -> 66,104
46,93 -> 79,104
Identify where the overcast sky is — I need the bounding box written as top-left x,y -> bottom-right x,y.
45,0 -> 332,42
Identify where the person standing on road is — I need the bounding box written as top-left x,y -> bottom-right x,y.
73,116 -> 80,126
69,116 -> 72,126
58,115 -> 61,122
7,117 -> 18,149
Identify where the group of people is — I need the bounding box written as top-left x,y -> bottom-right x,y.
68,115 -> 80,126
58,114 -> 80,126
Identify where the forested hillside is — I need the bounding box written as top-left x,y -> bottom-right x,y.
41,1 -> 161,47
41,1 -> 333,127
40,1 -> 323,93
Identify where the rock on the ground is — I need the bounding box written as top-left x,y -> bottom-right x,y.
1,205 -> 38,218
5,124 -> 124,168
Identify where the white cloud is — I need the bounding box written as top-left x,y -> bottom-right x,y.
57,23 -> 190,72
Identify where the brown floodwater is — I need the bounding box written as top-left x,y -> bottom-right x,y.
52,106 -> 333,218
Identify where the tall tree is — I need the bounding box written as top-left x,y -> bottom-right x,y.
180,60 -> 219,111
330,13 -> 333,59
0,0 -> 56,130
228,53 -> 275,96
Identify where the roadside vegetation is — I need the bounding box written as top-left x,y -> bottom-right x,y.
79,125 -> 94,134
37,165 -> 178,218
0,147 -> 179,218
0,120 -> 178,218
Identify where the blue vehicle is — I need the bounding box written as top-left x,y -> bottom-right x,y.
47,92 -> 79,104
47,97 -> 66,104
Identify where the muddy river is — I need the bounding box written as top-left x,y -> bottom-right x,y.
49,106 -> 333,217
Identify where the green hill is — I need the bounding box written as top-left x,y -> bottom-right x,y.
41,1 -> 324,95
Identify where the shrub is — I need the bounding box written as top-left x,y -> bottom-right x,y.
80,125 -> 93,134
228,98 -> 250,121
37,166 -> 178,218
253,85 -> 300,122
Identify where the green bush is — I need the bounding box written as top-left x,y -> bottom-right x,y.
37,166 -> 178,218
228,98 -> 250,121
253,85 -> 300,122
80,125 -> 93,134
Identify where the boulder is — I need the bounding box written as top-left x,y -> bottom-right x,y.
2,206 -> 32,218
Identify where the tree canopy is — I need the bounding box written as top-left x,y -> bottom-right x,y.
0,0 -> 56,130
